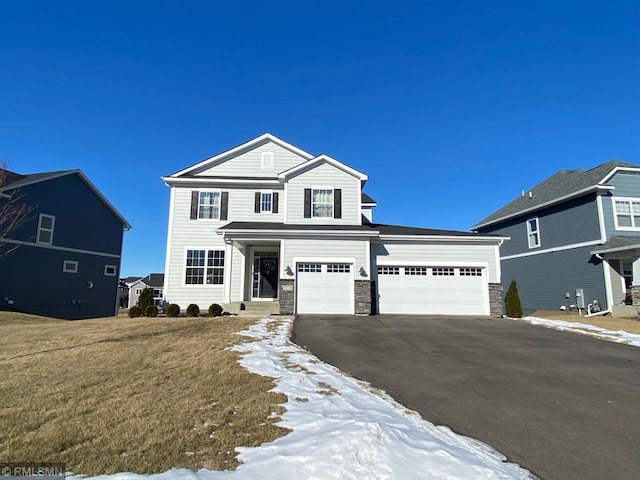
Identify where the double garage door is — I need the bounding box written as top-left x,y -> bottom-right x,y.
296,263 -> 354,314
377,266 -> 488,315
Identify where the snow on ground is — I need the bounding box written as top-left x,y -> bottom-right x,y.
523,316 -> 640,347
77,317 -> 535,480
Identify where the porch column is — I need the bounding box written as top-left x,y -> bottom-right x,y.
224,240 -> 233,303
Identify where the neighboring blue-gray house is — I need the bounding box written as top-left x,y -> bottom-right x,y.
473,160 -> 640,315
0,169 -> 131,319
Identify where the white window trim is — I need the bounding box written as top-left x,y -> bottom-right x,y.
37,213 -> 56,245
612,197 -> 640,231
260,190 -> 274,214
311,186 -> 334,220
197,190 -> 222,220
261,152 -> 274,171
104,264 -> 117,276
182,247 -> 226,287
63,260 -> 78,273
527,217 -> 541,249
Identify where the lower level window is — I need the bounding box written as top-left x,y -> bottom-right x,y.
185,249 -> 225,285
63,260 -> 78,273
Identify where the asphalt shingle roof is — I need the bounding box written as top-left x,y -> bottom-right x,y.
140,273 -> 165,288
592,236 -> 640,253
474,160 -> 639,229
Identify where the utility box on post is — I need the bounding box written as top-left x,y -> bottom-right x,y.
575,289 -> 585,309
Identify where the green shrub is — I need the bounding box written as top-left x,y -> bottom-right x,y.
145,305 -> 158,317
505,280 -> 523,318
186,304 -> 200,317
166,303 -> 180,317
136,287 -> 155,310
128,305 -> 143,318
208,303 -> 223,317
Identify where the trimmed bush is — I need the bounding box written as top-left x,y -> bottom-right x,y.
208,303 -> 223,317
186,304 -> 200,317
505,280 -> 523,318
128,305 -> 143,318
145,305 -> 159,317
166,303 -> 180,317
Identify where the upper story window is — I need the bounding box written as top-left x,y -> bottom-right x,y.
254,191 -> 279,214
261,152 -> 274,171
190,190 -> 228,221
37,214 -> 55,245
614,198 -> 640,230
304,188 -> 342,219
312,188 -> 334,218
527,217 -> 541,248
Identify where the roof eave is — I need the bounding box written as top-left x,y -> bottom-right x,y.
162,176 -> 281,186
473,185 -> 615,230
379,234 -> 509,244
598,166 -> 640,185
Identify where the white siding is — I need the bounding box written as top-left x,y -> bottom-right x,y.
371,241 -> 499,283
226,187 -> 285,222
195,142 -> 307,178
286,163 -> 361,225
282,238 -> 368,279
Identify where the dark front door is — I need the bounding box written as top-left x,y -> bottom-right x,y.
259,257 -> 278,298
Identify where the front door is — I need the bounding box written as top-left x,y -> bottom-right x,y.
253,255 -> 278,299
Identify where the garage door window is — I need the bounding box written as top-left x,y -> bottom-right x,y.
327,264 -> 350,273
298,263 -> 322,273
378,266 -> 400,275
460,268 -> 482,276
432,267 -> 455,276
405,267 -> 428,275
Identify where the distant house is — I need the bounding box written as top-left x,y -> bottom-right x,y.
162,133 -> 505,316
118,276 -> 142,308
473,160 -> 640,315
127,274 -> 165,308
0,169 -> 131,319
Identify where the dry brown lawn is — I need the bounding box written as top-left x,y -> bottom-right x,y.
0,312 -> 289,475
530,310 -> 640,334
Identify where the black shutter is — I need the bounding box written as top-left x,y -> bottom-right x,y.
304,188 -> 311,218
334,189 -> 342,219
190,191 -> 199,219
220,191 -> 229,221
273,192 -> 279,213
255,192 -> 261,213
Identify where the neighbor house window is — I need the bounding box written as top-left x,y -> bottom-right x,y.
198,191 -> 221,219
104,265 -> 117,276
614,199 -> 640,229
312,188 -> 333,218
185,249 -> 225,285
63,260 -> 78,273
527,217 -> 541,248
37,214 -> 55,245
135,288 -> 143,295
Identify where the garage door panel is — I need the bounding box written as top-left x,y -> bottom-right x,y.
296,263 -> 353,314
378,266 -> 487,315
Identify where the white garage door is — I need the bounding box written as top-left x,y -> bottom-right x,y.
296,263 -> 354,314
377,266 -> 488,315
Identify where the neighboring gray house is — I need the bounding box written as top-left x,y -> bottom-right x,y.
163,133 -> 506,316
0,169 -> 131,319
118,276 -> 142,308
473,160 -> 640,315
128,273 -> 165,308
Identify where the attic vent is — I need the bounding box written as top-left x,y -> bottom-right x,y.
261,152 -> 274,171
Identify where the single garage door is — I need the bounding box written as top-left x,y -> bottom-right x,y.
296,263 -> 354,314
377,266 -> 488,315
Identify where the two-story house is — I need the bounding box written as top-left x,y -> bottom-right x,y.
127,273 -> 165,308
0,169 -> 131,319
473,160 -> 640,315
162,134 -> 506,316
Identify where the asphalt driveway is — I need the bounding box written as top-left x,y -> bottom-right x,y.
292,314 -> 640,480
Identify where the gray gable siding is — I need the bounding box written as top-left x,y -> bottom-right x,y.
479,194 -> 600,257
10,174 -> 124,255
501,245 -> 606,315
601,172 -> 640,238
0,246 -> 119,319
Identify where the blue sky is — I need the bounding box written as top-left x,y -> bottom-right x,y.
1,1 -> 638,277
